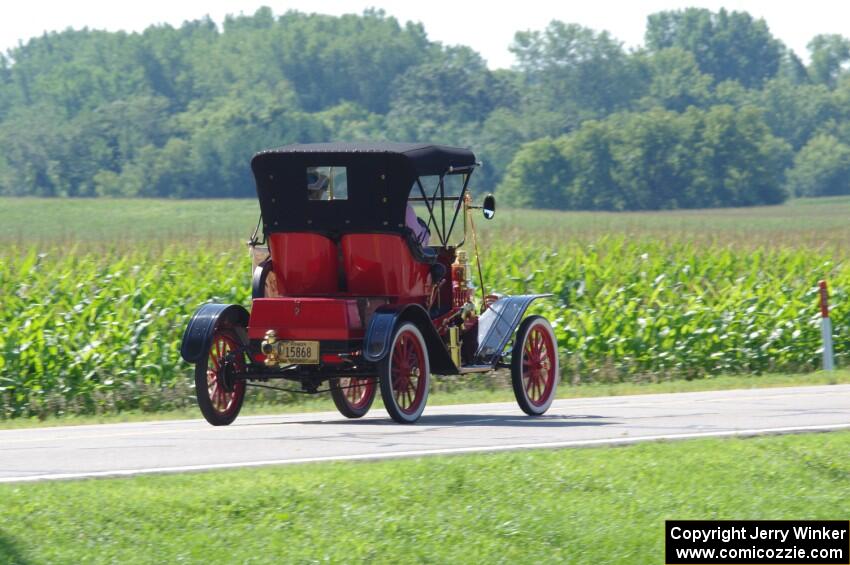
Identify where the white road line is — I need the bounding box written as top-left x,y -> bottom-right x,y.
3,422 -> 849,484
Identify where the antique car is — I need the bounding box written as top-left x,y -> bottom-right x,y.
180,142 -> 559,426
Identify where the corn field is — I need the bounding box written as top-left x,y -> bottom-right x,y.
0,238 -> 846,418
483,238 -> 846,381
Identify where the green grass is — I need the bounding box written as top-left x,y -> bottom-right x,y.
0,430 -> 847,563
0,197 -> 259,244
4,195 -> 850,247
1,370 -> 847,430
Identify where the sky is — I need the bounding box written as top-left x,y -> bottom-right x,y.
3,0 -> 849,67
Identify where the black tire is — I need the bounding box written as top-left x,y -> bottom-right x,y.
510,316 -> 559,416
329,376 -> 377,418
195,329 -> 247,426
379,322 -> 430,424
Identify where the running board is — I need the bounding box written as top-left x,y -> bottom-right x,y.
459,365 -> 493,374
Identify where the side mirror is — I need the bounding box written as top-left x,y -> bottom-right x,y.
482,194 -> 496,219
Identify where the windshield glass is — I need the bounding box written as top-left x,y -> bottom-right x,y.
408,173 -> 469,247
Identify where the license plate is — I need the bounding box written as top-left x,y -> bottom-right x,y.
279,340 -> 320,364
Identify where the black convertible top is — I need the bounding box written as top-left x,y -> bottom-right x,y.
255,142 -> 476,176
251,142 -> 477,235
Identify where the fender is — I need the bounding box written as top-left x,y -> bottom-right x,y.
473,294 -> 552,366
362,303 -> 457,374
252,259 -> 273,299
180,303 -> 250,364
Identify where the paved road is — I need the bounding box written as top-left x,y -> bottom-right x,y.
2,385 -> 849,483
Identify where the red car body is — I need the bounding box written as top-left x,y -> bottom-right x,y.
181,142 -> 559,425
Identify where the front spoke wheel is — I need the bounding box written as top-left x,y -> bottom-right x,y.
510,316 -> 559,416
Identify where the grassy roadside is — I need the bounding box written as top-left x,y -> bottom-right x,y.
0,431 -> 846,563
2,370 -> 847,430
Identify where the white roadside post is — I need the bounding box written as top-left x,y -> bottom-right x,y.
819,280 -> 835,371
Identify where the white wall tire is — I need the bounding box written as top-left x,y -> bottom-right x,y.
379,322 -> 430,424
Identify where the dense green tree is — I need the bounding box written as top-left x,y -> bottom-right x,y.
807,34 -> 850,87
498,137 -> 571,209
475,108 -> 534,194
710,79 -> 757,108
786,134 -> 850,197
562,121 -> 621,209
314,102 -> 386,142
777,50 -> 809,84
828,77 -> 850,144
608,109 -> 695,208
645,8 -> 783,88
268,9 -> 429,114
0,106 -> 68,196
511,21 -> 644,119
756,79 -> 836,150
692,105 -> 791,207
0,7 -> 846,208
636,47 -> 713,111
0,55 -> 13,120
498,106 -> 790,210
388,46 -> 512,126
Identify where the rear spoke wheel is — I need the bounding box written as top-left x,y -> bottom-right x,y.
195,330 -> 247,426
379,323 -> 430,424
330,376 -> 377,418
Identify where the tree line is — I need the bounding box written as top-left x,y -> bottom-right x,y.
0,7 -> 849,209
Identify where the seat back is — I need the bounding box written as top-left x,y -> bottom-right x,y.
268,233 -> 339,296
341,234 -> 430,300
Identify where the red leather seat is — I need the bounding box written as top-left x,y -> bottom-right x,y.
341,234 -> 430,300
268,233 -> 338,295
